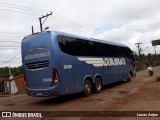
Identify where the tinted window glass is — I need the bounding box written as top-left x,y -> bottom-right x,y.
57,35 -> 132,57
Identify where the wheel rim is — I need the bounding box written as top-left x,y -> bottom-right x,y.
129,73 -> 131,79
96,79 -> 102,91
127,73 -> 132,81
84,82 -> 91,95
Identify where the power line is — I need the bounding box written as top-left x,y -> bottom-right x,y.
2,1 -> 160,35
0,2 -> 48,15
0,2 -> 92,34
0,4 -> 43,14
0,30 -> 30,34
0,1 -> 91,31
0,46 -> 20,47
0,8 -> 41,15
52,14 -> 91,31
0,1 -> 49,13
0,52 -> 21,65
0,41 -> 20,43
0,34 -> 24,37
49,17 -> 91,36
0,55 -> 21,62
0,33 -> 29,36
0,50 -> 20,61
0,47 -> 21,50
0,2 -> 142,46
39,12 -> 52,32
0,57 -> 22,67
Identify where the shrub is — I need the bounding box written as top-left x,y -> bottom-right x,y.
155,61 -> 160,66
136,67 -> 145,72
156,76 -> 160,82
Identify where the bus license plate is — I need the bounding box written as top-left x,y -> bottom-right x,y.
36,93 -> 43,96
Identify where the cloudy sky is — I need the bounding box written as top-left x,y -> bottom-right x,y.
0,0 -> 160,67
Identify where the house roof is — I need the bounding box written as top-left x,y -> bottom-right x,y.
13,74 -> 24,80
0,74 -> 24,82
0,77 -> 7,82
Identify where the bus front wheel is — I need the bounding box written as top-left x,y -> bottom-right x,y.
83,80 -> 92,97
94,77 -> 103,93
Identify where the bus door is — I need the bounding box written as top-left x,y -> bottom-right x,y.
60,57 -> 75,94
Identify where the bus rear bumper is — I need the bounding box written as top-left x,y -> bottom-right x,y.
26,87 -> 62,97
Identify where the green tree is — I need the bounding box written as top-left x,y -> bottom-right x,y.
0,66 -> 23,77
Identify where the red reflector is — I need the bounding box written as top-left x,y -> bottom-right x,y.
51,68 -> 60,86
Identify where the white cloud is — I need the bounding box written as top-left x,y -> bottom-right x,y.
0,0 -> 160,66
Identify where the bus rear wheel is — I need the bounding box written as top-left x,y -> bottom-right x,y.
94,77 -> 103,93
83,80 -> 92,97
127,72 -> 132,82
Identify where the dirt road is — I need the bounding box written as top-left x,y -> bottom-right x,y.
0,66 -> 160,120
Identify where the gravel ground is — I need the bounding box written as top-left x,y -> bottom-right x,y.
1,66 -> 160,120
80,66 -> 160,120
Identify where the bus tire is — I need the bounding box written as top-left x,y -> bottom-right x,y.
127,72 -> 132,82
94,77 -> 103,93
83,80 -> 92,97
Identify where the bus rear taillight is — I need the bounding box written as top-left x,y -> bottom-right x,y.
51,68 -> 60,86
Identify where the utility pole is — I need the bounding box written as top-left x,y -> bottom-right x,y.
31,26 -> 34,34
135,43 -> 142,68
8,65 -> 13,79
39,12 -> 52,32
9,65 -> 11,78
154,46 -> 156,55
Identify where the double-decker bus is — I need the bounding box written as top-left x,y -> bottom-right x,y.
21,31 -> 136,97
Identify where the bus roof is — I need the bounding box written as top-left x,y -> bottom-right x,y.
23,30 -> 128,48
53,31 -> 128,48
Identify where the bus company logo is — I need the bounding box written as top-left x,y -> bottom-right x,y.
78,57 -> 126,67
24,52 -> 50,60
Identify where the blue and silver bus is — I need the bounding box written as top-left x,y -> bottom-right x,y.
21,31 -> 136,97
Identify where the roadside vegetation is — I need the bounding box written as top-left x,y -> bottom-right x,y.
18,90 -> 26,95
156,61 -> 160,66
136,66 -> 145,72
156,76 -> 160,82
0,66 -> 23,77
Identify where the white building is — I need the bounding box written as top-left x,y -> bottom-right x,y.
3,79 -> 18,95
